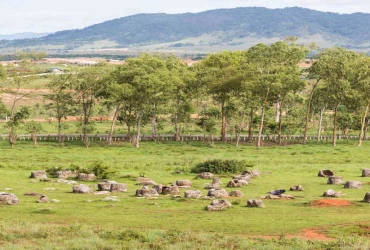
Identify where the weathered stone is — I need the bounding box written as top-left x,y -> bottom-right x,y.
362,169 -> 370,177
153,184 -> 164,194
56,170 -> 78,179
30,170 -> 47,179
103,196 -> 120,202
205,178 -> 221,189
37,195 -> 49,203
97,183 -> 111,191
344,181 -> 362,189
241,170 -> 261,178
0,192 -> 19,205
136,177 -> 156,185
206,199 -> 232,211
162,186 -> 180,195
44,188 -> 56,191
207,188 -> 229,198
78,173 -> 96,181
184,190 -> 202,198
72,184 -> 92,194
262,194 -> 295,199
67,181 -> 78,185
176,180 -> 192,187
198,172 -> 214,179
229,190 -> 243,197
363,192 -> 370,203
327,176 -> 343,185
318,169 -> 334,177
233,175 -> 251,182
110,183 -> 127,193
135,186 -> 159,197
290,185 -> 304,191
227,179 -> 247,188
94,191 -> 111,196
23,192 -> 40,196
323,189 -> 342,197
247,199 -> 265,208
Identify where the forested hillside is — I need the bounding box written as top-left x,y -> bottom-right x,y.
2,7 -> 370,50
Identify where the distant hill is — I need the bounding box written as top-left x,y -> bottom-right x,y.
2,7 -> 370,53
0,32 -> 50,40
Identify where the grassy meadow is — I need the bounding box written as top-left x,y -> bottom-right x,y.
1,139 -> 370,249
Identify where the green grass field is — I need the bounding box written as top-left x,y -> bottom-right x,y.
1,140 -> 370,249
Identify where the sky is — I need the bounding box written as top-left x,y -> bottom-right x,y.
1,0 -> 370,34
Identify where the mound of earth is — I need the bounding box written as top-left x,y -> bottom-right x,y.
310,199 -> 351,207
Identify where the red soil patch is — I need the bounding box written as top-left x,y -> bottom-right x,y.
310,199 -> 352,207
297,229 -> 334,241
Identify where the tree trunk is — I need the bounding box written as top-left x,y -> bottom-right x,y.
332,104 -> 338,147
32,133 -> 37,146
8,126 -> 15,148
357,103 -> 369,146
248,107 -> 254,142
151,115 -> 157,142
303,79 -> 320,144
221,102 -> 227,142
135,112 -> 142,148
107,104 -> 121,146
317,107 -> 325,141
278,101 -> 283,145
257,88 -> 270,147
174,113 -> 180,142
127,123 -> 131,142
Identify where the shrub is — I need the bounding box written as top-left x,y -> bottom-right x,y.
191,159 -> 252,174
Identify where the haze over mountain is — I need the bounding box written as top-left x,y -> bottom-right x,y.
0,32 -> 50,41
1,7 -> 370,54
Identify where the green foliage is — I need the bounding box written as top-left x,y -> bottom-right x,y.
191,159 -> 252,174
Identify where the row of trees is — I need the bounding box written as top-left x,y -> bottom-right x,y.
1,38 -> 370,148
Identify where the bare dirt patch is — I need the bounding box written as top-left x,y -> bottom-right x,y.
309,199 -> 352,207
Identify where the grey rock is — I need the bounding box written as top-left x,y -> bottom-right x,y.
323,189 -> 342,197
344,181 -> 362,189
247,199 -> 265,208
290,185 -> 304,191
198,172 -> 214,179
78,173 -> 96,181
135,186 -> 159,197
30,170 -> 47,179
363,192 -> 370,203
327,176 -> 343,185
56,170 -> 78,179
184,190 -> 202,198
318,169 -> 334,177
207,188 -> 229,198
229,190 -> 243,197
206,199 -> 232,211
0,192 -> 19,205
72,184 -> 92,194
362,169 -> 370,177
94,191 -> 111,196
176,180 -> 192,187
37,195 -> 49,203
162,186 -> 180,195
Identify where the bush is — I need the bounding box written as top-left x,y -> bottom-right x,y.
190,159 -> 252,174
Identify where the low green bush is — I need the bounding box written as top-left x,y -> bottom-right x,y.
191,159 -> 252,174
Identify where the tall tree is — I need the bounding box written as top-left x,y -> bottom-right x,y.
71,63 -> 111,148
200,51 -> 243,142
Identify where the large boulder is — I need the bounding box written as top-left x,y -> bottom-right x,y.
327,176 -> 343,185
247,199 -> 265,208
37,195 -> 49,203
197,172 -> 214,179
206,199 -> 232,211
318,170 -> 334,177
135,186 -> 159,197
207,189 -> 229,198
184,190 -> 202,198
136,177 -> 156,186
229,190 -> 243,197
241,170 -> 261,178
323,189 -> 342,197
176,180 -> 192,188
30,170 -> 47,179
268,190 -> 285,195
78,173 -> 96,182
110,183 -> 127,193
233,175 -> 251,182
162,186 -> 180,195
344,181 -> 362,189
153,184 -> 164,194
72,184 -> 93,194
362,169 -> 370,177
290,185 -> 304,191
363,192 -> 370,203
227,179 -> 248,187
56,170 -> 78,179
205,178 -> 221,189
0,192 -> 19,205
